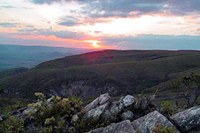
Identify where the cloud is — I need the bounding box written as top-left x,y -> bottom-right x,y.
103,35 -> 200,50
0,32 -> 92,48
29,0 -> 60,4
18,27 -> 89,40
0,23 -> 18,27
58,17 -> 80,26
0,5 -> 15,9
166,0 -> 200,15
1,0 -> 200,50
29,0 -> 200,18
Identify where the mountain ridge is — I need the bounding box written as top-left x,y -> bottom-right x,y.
0,50 -> 199,100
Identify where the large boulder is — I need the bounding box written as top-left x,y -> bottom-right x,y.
132,110 -> 180,133
88,120 -> 136,133
171,106 -> 200,132
85,93 -> 110,111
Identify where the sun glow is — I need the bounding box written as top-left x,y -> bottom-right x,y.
85,40 -> 102,49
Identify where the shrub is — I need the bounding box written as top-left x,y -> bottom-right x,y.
153,124 -> 176,133
0,116 -> 25,133
0,93 -> 82,133
161,100 -> 176,116
27,93 -> 82,132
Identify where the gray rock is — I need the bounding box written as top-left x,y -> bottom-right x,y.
72,114 -> 79,122
84,102 -> 109,120
85,93 -> 110,111
99,93 -> 111,105
12,107 -> 28,116
122,95 -> 136,107
121,111 -> 134,121
133,95 -> 155,111
88,120 -> 136,133
0,115 -> 5,121
171,106 -> 200,132
134,97 -> 148,110
132,110 -> 180,133
102,110 -> 112,120
110,101 -> 124,116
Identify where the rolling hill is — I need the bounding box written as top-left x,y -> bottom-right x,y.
0,50 -> 200,100
0,44 -> 91,71
0,67 -> 29,79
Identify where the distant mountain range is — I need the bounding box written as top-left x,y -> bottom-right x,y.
0,50 -> 199,101
0,44 -> 91,71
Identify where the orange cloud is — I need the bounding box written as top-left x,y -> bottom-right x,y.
11,34 -> 115,49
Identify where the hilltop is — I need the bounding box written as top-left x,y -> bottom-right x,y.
0,50 -> 200,100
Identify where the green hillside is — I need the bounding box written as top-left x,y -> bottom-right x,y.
0,50 -> 200,100
0,67 -> 29,79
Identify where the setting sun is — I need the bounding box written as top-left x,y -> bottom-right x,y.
85,40 -> 102,49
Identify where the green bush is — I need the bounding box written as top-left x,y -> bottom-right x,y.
161,100 -> 176,116
0,116 -> 25,133
153,125 -> 176,133
0,93 -> 82,133
26,92 -> 82,132
0,97 -> 27,116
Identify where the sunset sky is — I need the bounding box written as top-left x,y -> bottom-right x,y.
0,0 -> 200,49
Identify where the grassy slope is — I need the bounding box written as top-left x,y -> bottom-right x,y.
0,50 -> 200,99
0,67 -> 29,79
35,50 -> 199,69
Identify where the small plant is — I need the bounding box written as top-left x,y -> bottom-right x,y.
161,100 -> 176,116
27,92 -> 82,132
0,116 -> 25,133
0,92 -> 83,133
153,124 -> 176,133
170,73 -> 200,108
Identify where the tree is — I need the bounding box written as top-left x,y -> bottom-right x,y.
170,73 -> 200,108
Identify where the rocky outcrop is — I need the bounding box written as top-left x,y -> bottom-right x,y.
171,106 -> 200,132
81,93 -> 156,125
132,110 -> 180,133
3,93 -> 200,133
88,120 -> 136,133
80,93 -> 157,132
83,102 -> 109,120
84,94 -> 200,133
84,93 -> 110,112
